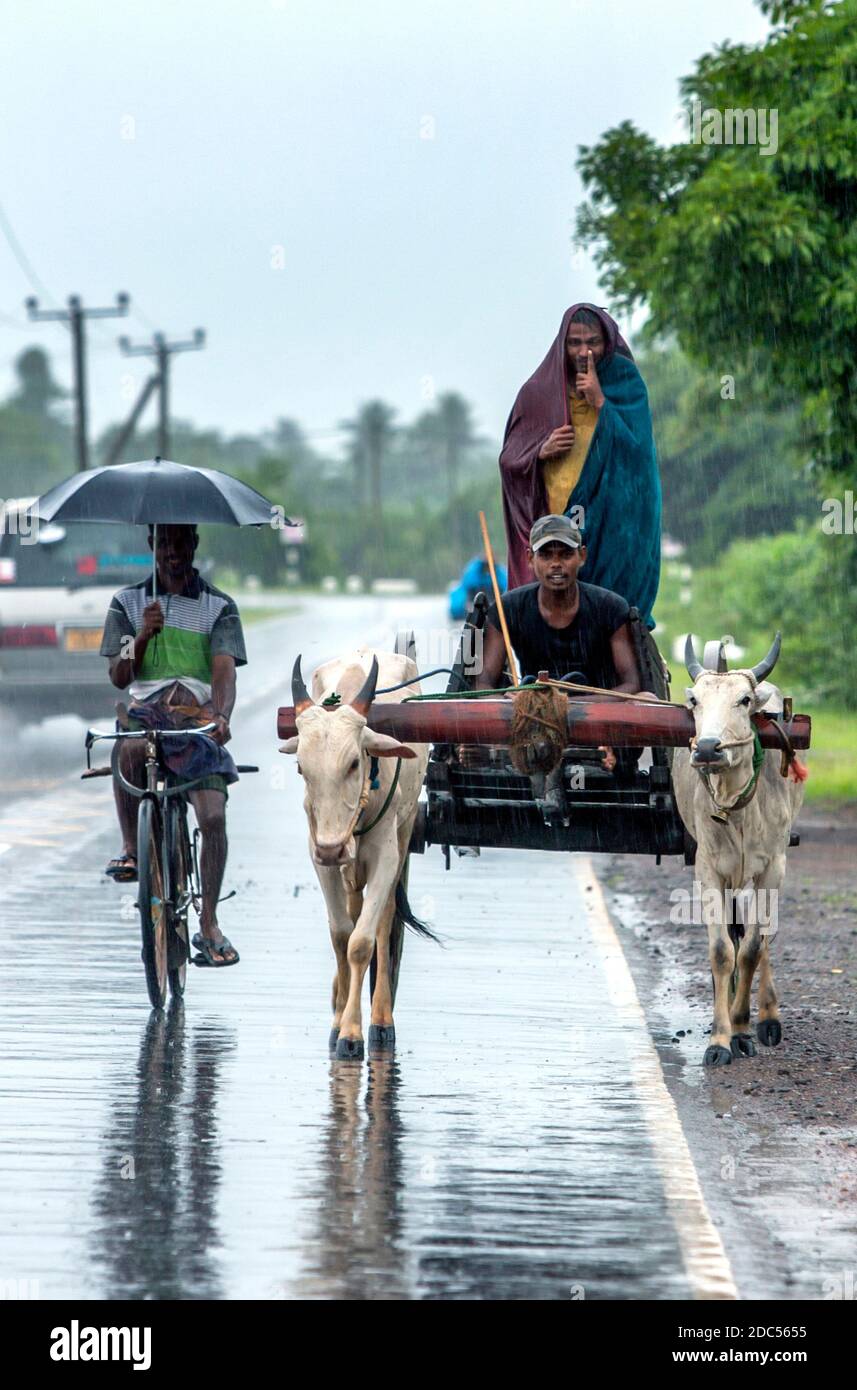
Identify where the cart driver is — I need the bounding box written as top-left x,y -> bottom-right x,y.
99,523 -> 247,967
475,515 -> 653,766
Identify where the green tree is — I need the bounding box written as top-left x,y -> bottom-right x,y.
10,347 -> 66,416
640,341 -> 817,564
575,0 -> 857,491
0,345 -> 73,495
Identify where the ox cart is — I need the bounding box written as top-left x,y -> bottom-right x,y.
411,596 -> 687,863
277,606 -> 811,1013
408,602 -> 805,864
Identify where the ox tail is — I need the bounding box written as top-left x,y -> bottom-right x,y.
395,878 -> 441,945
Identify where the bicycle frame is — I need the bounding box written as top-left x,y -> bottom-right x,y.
84,722 -> 258,997
86,722 -> 219,920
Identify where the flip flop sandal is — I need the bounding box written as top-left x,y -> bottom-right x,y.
105,854 -> 138,883
191,931 -> 240,968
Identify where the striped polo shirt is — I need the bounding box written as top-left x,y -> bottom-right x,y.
100,569 -> 247,704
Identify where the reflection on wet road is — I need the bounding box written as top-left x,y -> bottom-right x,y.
0,597 -> 714,1300
90,1009 -> 234,1301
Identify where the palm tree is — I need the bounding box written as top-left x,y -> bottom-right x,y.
341,400 -> 397,572
433,392 -> 477,547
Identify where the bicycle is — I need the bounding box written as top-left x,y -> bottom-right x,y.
83,722 -> 258,1010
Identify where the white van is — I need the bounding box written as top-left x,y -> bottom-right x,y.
0,499 -> 151,721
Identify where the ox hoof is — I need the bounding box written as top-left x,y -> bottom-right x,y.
703,1044 -> 732,1068
757,1019 -> 782,1048
335,1036 -> 365,1062
368,1023 -> 396,1052
328,1027 -> 340,1052
730,1033 -> 757,1059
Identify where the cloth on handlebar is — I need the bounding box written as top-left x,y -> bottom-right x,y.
125,682 -> 239,786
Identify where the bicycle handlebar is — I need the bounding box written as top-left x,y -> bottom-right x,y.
83,723 -> 258,793
86,722 -> 218,749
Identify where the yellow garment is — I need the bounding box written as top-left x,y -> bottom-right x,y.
543,393 -> 599,515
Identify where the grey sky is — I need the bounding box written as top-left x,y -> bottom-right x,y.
1,0 -> 769,454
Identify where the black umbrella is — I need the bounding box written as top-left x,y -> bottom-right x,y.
33,457 -> 291,596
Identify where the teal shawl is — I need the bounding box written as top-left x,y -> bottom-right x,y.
566,354 -> 661,629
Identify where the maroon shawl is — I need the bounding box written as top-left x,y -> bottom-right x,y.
499,303 -> 633,588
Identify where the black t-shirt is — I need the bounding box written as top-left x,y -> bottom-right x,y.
485,581 -> 631,685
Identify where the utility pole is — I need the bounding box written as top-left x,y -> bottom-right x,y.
118,329 -> 205,457
104,373 -> 161,467
26,293 -> 130,471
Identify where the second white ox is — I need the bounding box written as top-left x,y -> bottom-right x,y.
673,632 -> 805,1067
281,649 -> 430,1060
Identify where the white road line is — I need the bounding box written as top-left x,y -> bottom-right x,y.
576,858 -> 739,1302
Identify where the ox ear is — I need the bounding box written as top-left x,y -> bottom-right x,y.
279,736 -> 299,754
363,729 -> 418,759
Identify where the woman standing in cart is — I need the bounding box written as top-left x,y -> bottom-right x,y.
499,302 -> 661,629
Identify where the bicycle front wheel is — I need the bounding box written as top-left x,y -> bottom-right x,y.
167,799 -> 191,999
137,797 -> 168,1010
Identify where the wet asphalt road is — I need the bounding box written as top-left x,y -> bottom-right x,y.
0,596 -> 728,1301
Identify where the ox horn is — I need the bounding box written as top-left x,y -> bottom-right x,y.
750,631 -> 782,685
350,654 -> 379,718
291,655 -> 314,715
684,633 -> 704,682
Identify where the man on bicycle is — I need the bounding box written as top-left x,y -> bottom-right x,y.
100,523 -> 247,967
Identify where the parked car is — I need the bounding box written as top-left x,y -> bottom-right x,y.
448,555 -> 507,621
0,500 -> 151,721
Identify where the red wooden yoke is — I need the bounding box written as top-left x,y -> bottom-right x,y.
277,698 -> 811,750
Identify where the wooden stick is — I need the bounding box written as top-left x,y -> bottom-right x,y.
478,510 -> 518,687
543,677 -> 674,706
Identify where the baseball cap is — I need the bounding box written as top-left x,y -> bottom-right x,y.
529,514 -> 583,552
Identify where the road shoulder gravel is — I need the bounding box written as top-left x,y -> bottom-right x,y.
594,801 -> 857,1301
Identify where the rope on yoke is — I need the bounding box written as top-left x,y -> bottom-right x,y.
508,684 -> 569,775
399,677 -> 684,707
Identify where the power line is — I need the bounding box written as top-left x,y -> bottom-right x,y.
0,309 -> 32,330
0,201 -> 64,314
131,302 -> 159,333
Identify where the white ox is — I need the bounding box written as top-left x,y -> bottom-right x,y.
281,649 -> 429,1060
673,632 -> 805,1067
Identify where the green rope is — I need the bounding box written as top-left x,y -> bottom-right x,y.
748,727 -> 766,790
354,758 -> 402,836
731,729 -> 765,805
402,683 -> 552,702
